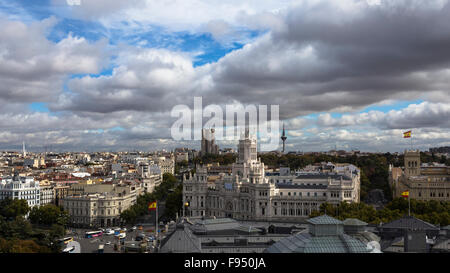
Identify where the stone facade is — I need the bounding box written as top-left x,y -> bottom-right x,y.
62,184 -> 138,227
183,131 -> 361,222
390,150 -> 450,201
0,176 -> 40,208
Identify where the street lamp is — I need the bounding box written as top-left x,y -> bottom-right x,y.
184,201 -> 190,218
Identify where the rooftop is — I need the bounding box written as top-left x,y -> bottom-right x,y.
380,216 -> 439,231
307,215 -> 343,225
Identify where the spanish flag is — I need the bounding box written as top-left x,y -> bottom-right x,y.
403,131 -> 411,138
148,201 -> 157,211
401,191 -> 409,198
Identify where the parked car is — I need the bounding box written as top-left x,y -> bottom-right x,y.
131,226 -> 137,231
62,246 -> 75,253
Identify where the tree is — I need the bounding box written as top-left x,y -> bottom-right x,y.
0,198 -> 30,219
29,204 -> 69,226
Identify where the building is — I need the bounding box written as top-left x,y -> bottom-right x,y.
156,156 -> 175,175
159,218 -> 290,253
183,130 -> 361,221
377,215 -> 440,253
201,128 -> 219,156
62,184 -> 138,228
54,185 -> 70,207
264,215 -> 374,253
0,175 -> 40,208
389,150 -> 450,201
141,173 -> 162,193
39,181 -> 55,206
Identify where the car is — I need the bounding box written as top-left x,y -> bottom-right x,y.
121,227 -> 127,232
106,230 -> 114,235
115,233 -> 126,239
106,241 -> 111,245
131,226 -> 137,231
62,246 -> 75,253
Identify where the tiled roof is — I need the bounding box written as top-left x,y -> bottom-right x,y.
159,225 -> 201,253
264,233 -> 370,253
381,216 -> 438,230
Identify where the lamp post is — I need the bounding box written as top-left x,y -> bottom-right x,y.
184,201 -> 189,218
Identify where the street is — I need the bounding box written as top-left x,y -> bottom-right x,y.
65,226 -> 167,253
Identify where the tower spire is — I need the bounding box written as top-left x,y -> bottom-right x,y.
22,141 -> 26,157
281,123 -> 287,153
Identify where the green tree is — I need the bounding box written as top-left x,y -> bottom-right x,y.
29,204 -> 69,226
0,198 -> 30,219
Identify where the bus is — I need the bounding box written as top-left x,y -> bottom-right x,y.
58,237 -> 74,244
85,230 -> 103,238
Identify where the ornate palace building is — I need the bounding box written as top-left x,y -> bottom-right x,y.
390,150 -> 450,201
183,131 -> 361,221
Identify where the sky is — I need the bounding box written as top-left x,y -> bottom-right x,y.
0,0 -> 449,153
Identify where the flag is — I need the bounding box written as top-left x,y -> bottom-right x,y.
403,131 -> 411,138
401,191 -> 409,198
148,201 -> 157,211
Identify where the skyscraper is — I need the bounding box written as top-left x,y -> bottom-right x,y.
201,128 -> 219,156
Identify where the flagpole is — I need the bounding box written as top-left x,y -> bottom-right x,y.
155,201 -> 158,248
408,194 -> 411,216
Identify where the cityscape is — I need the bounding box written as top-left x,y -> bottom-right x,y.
0,0 -> 450,264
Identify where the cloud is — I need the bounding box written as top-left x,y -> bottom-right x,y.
316,102 -> 450,129
2,0 -> 450,152
0,16 -> 107,103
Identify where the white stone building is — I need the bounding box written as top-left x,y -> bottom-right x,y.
183,131 -> 361,221
0,176 -> 41,208
62,184 -> 138,227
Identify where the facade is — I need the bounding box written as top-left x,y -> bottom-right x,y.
54,185 -> 70,207
390,150 -> 450,201
183,131 -> 361,221
141,173 -> 162,193
201,128 -> 219,156
0,176 -> 40,208
157,157 -> 175,175
62,184 -> 138,227
39,182 -> 55,206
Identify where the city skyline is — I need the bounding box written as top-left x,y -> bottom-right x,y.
0,0 -> 450,153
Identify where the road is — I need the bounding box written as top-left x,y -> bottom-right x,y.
66,227 -> 167,253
